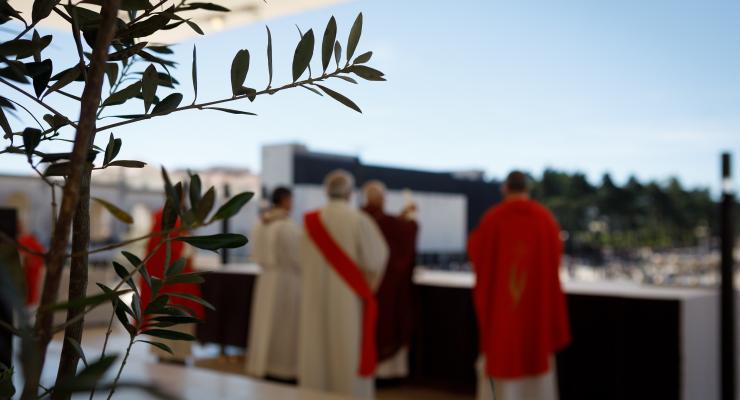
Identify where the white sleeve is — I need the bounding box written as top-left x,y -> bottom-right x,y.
356,213 -> 389,289
275,221 -> 303,273
249,221 -> 267,265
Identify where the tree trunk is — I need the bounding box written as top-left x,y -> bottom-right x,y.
21,1 -> 121,399
52,165 -> 91,400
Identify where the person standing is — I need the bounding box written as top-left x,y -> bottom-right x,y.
299,170 -> 389,399
246,187 -> 302,380
139,209 -> 204,363
467,171 -> 570,400
361,181 -> 418,379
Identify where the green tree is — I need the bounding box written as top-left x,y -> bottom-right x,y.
0,1 -> 385,399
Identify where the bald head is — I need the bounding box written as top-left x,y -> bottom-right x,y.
503,170 -> 529,197
362,180 -> 386,208
324,169 -> 355,200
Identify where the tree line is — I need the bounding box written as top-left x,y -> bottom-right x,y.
527,169 -> 734,255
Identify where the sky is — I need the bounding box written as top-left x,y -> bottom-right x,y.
1,0 -> 739,193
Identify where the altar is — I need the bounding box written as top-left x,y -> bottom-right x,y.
195,264 -> 723,400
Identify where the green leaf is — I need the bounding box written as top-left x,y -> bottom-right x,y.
114,300 -> 136,338
54,355 -> 117,394
191,45 -> 198,102
165,292 -> 215,311
292,29 -> 315,82
46,66 -> 81,97
108,42 -> 147,62
166,258 -> 186,277
141,329 -> 195,341
204,107 -> 256,116
186,20 -> 204,35
266,26 -> 273,88
334,41 -> 342,68
195,187 -> 215,222
152,315 -> 201,324
32,0 -> 56,23
41,289 -> 130,312
132,293 -> 142,321
164,272 -> 205,284
103,133 -> 122,165
137,340 -> 173,355
334,75 -> 358,84
144,294 -> 169,314
151,93 -> 183,115
212,192 -> 254,221
349,65 -> 386,81
65,337 -> 88,367
126,14 -> 170,38
112,261 -> 137,295
142,64 -> 158,113
92,197 -> 133,224
346,13 -> 363,61
146,45 -> 174,55
0,365 -> 15,399
300,85 -> 323,96
316,84 -> 362,113
44,162 -> 71,177
0,107 -> 11,139
177,234 -> 247,251
105,63 -> 119,88
230,49 -> 250,96
161,167 -> 178,209
189,174 -> 202,209
121,0 -> 152,11
185,2 -> 229,12
43,114 -> 70,131
107,160 -> 147,168
102,82 -> 141,107
29,59 -> 52,98
354,51 -> 372,64
122,250 -> 151,288
22,128 -> 41,162
322,16 -> 337,72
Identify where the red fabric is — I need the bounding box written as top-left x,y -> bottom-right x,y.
18,234 -> 45,305
467,199 -> 570,378
304,210 -> 378,377
362,205 -> 418,362
139,210 -> 204,323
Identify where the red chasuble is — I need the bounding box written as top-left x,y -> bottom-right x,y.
18,234 -> 45,305
139,210 -> 204,323
362,205 -> 418,362
467,199 -> 570,378
304,210 -> 378,377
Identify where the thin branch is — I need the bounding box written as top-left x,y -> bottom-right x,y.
96,66 -> 355,132
106,337 -> 135,400
129,0 -> 169,25
0,78 -> 79,129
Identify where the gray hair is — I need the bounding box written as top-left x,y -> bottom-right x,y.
324,169 -> 355,199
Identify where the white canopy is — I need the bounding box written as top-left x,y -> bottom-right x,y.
12,0 -> 347,43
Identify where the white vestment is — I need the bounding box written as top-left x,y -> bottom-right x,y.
477,356 -> 559,400
246,209 -> 302,379
298,200 -> 389,400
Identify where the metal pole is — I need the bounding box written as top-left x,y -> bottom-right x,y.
221,183 -> 231,266
720,152 -> 736,400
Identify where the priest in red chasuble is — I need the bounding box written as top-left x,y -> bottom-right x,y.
467,171 -> 570,400
139,209 -> 204,363
361,181 -> 418,379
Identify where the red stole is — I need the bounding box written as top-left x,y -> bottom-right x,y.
304,210 -> 378,377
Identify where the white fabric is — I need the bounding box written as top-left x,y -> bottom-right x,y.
375,347 -> 409,379
298,200 -> 389,399
246,209 -> 302,379
476,355 -> 559,400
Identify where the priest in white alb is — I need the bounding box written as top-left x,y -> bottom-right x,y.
246,187 -> 302,380
299,170 -> 389,399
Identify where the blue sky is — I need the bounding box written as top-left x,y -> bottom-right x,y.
1,0 -> 739,192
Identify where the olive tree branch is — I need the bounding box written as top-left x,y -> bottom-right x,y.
106,336 -> 134,400
96,66 -> 357,132
0,77 -> 80,130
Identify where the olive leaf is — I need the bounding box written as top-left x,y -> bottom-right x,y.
266,26 -> 273,88
346,13 -> 363,61
230,49 -> 250,96
141,64 -> 158,113
322,16 -> 337,72
292,29 -> 314,82
92,197 -> 133,224
316,84 -> 361,113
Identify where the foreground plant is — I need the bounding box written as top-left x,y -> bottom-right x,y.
0,1 -> 384,398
